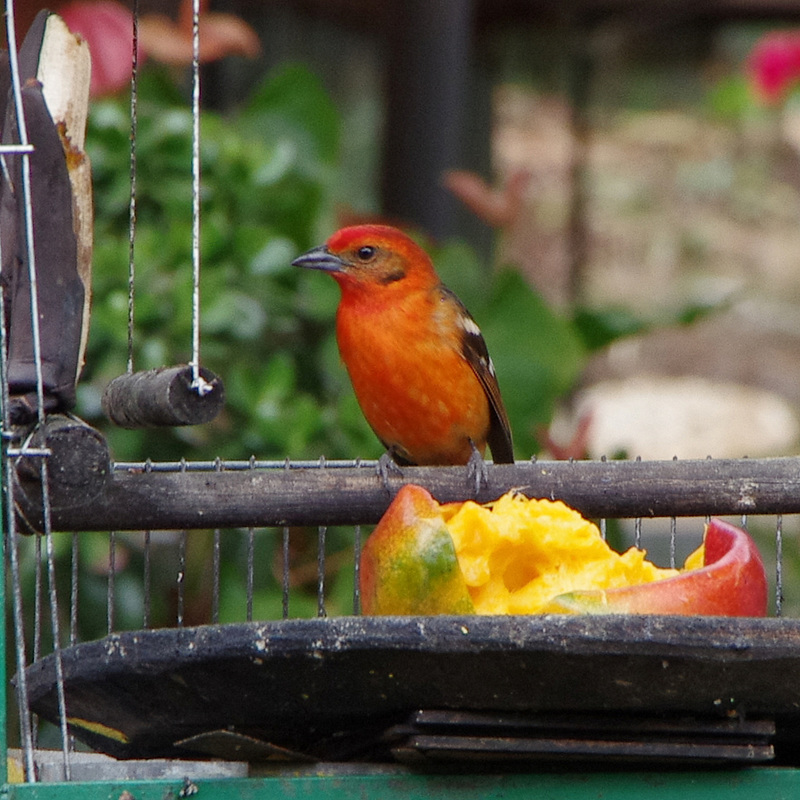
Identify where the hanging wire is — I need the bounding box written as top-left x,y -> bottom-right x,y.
282,525 -> 290,620
317,525 -> 327,617
352,524 -> 361,615
211,458 -> 222,624
177,460 -> 187,627
107,531 -> 116,635
70,534 -> 79,646
246,458 -> 256,622
669,516 -> 677,569
142,459 -> 152,628
0,240 -> 36,782
352,459 -> 362,615
282,458 -> 291,619
126,0 -> 139,373
189,0 -> 211,396
317,456 -> 327,617
142,530 -> 152,628
32,534 -> 42,665
3,0 -> 72,778
775,514 -> 784,617
246,527 -> 255,622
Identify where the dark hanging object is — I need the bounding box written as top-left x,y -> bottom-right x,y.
101,364 -> 225,429
0,10 -> 92,426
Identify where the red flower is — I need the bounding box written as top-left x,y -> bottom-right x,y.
748,31 -> 800,103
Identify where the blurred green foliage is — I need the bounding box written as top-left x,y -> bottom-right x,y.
48,61 -> 597,642
28,62 -> 728,647
79,64 -> 591,465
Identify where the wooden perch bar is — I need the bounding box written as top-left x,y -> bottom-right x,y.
13,456 -> 800,533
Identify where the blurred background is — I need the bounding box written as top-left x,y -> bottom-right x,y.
6,0 -> 800,639
9,0 -> 799,466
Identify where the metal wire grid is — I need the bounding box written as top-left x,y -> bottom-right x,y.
23,457 -> 796,628
0,0 -> 796,785
6,454 -> 793,776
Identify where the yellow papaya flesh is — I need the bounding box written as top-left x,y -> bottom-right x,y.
360,485 -> 767,617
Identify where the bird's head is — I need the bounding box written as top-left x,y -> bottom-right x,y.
292,225 -> 438,293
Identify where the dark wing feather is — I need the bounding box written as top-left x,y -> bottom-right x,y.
443,288 -> 514,463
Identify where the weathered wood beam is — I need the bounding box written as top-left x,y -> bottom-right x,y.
13,456 -> 800,532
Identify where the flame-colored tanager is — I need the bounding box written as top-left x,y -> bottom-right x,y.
293,225 -> 514,473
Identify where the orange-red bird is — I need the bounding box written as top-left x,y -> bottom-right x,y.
292,225 -> 514,469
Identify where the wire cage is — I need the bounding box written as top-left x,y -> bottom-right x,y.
3,2 -> 800,799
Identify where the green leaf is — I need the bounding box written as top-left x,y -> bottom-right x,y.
573,306 -> 649,351
243,64 -> 340,164
480,270 -> 586,455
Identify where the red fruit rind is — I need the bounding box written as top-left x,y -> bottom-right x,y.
548,518 -> 768,617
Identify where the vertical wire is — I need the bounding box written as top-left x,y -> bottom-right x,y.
142,459 -> 152,628
246,528 -> 255,622
669,517 -> 677,569
177,463 -> 187,627
282,458 -> 290,619
669,457 -> 678,569
4,0 -> 71,775
32,536 -> 41,665
598,456 -> 607,541
68,532 -> 78,752
0,281 -> 36,780
212,528 -> 220,624
317,526 -> 326,618
106,532 -> 116,635
177,530 -> 187,628
142,530 -> 151,628
281,526 -> 290,620
211,458 -> 222,624
633,456 -> 642,549
43,471 -> 72,778
352,459 -> 361,615
126,0 -> 139,373
246,457 -> 255,622
188,0 -> 209,395
317,456 -> 326,617
352,525 -> 361,615
69,533 -> 79,645
775,514 -> 783,617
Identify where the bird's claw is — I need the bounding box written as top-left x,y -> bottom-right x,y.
376,450 -> 404,493
466,441 -> 489,497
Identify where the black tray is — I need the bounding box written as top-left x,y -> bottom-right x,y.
23,615 -> 800,763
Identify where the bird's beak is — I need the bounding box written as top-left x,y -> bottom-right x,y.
291,245 -> 347,273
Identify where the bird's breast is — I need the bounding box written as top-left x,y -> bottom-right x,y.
335,297 -> 490,464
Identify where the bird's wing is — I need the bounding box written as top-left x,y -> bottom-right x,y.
443,288 -> 515,464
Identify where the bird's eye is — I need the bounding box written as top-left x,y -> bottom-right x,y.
356,245 -> 376,261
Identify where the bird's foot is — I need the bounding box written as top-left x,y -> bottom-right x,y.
376,449 -> 404,493
466,441 -> 489,496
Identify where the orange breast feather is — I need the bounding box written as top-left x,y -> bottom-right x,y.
335,289 -> 490,465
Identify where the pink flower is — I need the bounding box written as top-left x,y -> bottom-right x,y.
58,0 -> 135,97
57,0 -> 260,97
748,31 -> 800,103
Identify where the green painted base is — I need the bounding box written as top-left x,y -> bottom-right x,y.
5,767 -> 800,800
